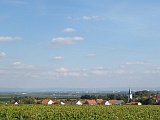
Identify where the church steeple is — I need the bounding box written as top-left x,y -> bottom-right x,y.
128,88 -> 132,102
129,88 -> 131,94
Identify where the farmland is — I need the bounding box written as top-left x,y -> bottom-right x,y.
0,104 -> 160,120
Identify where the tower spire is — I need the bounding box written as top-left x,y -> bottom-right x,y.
128,88 -> 132,102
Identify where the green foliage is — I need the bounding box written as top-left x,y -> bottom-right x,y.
135,90 -> 152,97
21,97 -> 34,104
81,95 -> 93,99
141,98 -> 157,105
0,104 -> 160,119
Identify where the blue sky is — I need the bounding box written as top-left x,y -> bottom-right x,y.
0,0 -> 160,89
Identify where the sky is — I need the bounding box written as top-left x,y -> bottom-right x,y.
0,0 -> 160,89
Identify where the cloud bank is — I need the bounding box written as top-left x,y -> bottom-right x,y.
0,37 -> 22,42
63,28 -> 76,32
54,56 -> 64,60
52,37 -> 84,44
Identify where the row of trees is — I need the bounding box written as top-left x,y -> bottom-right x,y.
81,90 -> 160,105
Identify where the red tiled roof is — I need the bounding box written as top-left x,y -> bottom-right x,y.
108,100 -> 124,105
108,100 -> 115,104
65,101 -> 71,104
126,102 -> 141,105
87,100 -> 97,105
81,100 -> 87,104
42,99 -> 50,104
131,102 -> 137,104
96,99 -> 103,104
53,99 -> 60,104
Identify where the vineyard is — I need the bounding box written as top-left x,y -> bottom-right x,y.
0,104 -> 160,120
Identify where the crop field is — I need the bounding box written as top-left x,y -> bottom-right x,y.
0,104 -> 160,120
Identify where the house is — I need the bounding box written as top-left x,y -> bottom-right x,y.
108,100 -> 115,105
105,101 -> 111,105
81,99 -> 87,104
137,102 -> 142,105
14,102 -> 18,105
53,99 -> 60,104
96,99 -> 104,104
126,102 -> 142,105
42,99 -> 53,105
108,100 -> 124,105
115,100 -> 124,105
65,101 -> 71,105
155,94 -> 160,103
86,100 -> 97,105
71,100 -> 78,104
71,100 -> 82,105
76,100 -> 83,105
61,102 -> 65,105
48,100 -> 53,105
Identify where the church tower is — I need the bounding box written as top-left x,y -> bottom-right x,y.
128,88 -> 132,102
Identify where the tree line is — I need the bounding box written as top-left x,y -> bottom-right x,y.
81,90 -> 160,105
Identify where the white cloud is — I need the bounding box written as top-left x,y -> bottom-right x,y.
13,62 -> 21,65
0,52 -> 6,57
52,37 -> 84,44
125,62 -> 151,65
54,56 -> 64,60
0,37 -> 22,42
56,67 -> 69,72
94,66 -> 103,70
91,69 -> 128,76
82,16 -> 101,20
113,70 -> 126,74
55,68 -> 81,77
63,72 -> 80,77
91,70 -> 109,76
143,70 -> 160,74
67,16 -> 80,20
67,16 -> 103,21
63,28 -> 76,32
12,62 -> 36,69
86,54 -> 96,57
2,0 -> 27,5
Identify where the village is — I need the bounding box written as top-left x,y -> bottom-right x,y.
33,98 -> 141,106
12,89 -> 160,106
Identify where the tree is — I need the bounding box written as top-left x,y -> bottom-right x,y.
107,94 -> 116,100
148,98 -> 156,105
81,95 -> 91,99
21,97 -> 34,104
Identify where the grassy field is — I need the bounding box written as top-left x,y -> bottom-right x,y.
0,104 -> 160,120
